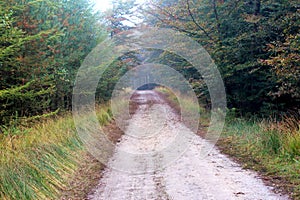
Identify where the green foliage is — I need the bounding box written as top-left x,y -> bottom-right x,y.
144,0 -> 299,116
261,33 -> 300,108
0,0 -> 106,126
0,80 -> 55,124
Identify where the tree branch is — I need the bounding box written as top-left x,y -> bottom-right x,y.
212,0 -> 221,41
186,0 -> 214,41
142,8 -> 202,38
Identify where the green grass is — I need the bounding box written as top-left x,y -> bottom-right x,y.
219,117 -> 300,199
0,105 -> 112,200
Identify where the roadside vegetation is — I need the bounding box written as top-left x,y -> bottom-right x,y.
0,105 -> 113,200
219,114 -> 300,199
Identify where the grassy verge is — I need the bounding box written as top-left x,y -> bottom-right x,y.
155,86 -> 300,199
218,117 -> 300,199
0,105 -> 117,200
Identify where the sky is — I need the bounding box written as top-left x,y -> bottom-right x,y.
93,0 -> 147,12
93,0 -> 146,26
93,0 -> 113,12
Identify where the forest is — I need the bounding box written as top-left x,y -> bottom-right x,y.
0,0 -> 299,199
1,0 -> 299,125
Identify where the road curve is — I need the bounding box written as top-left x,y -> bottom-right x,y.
89,90 -> 288,200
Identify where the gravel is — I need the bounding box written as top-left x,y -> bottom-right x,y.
89,90 -> 288,200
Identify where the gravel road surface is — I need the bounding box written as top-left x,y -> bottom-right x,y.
89,90 -> 288,200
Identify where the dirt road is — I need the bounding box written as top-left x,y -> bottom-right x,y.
89,90 -> 288,200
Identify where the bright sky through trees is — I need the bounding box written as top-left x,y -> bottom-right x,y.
93,0 -> 146,12
93,0 -> 112,11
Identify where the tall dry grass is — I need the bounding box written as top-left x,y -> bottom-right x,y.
222,112 -> 300,198
0,105 -> 112,200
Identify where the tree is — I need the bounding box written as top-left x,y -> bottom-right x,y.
143,0 -> 300,116
105,0 -> 139,37
0,0 -> 106,125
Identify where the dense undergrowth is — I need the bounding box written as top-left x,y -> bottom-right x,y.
156,86 -> 300,199
0,105 -> 112,200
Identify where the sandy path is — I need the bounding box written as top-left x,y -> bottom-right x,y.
89,90 -> 288,200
